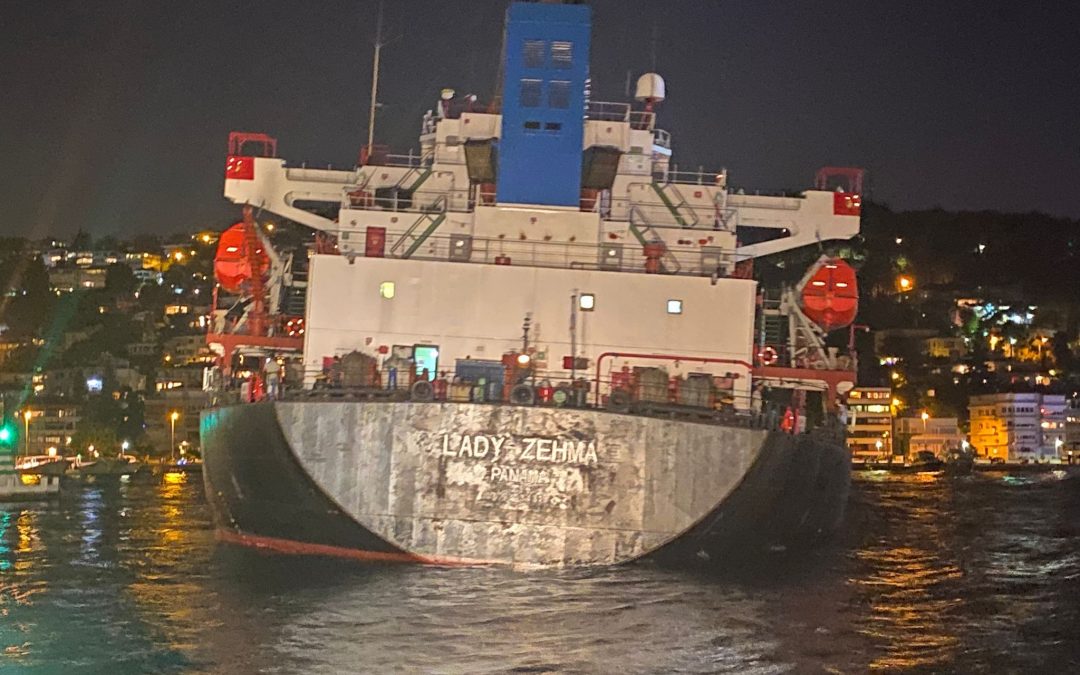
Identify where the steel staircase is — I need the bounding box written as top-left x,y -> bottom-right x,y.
391,211 -> 447,259
628,206 -> 682,273
650,183 -> 699,227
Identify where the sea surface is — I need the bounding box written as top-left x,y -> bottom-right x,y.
2,470 -> 1080,674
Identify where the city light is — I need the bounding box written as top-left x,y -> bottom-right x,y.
170,411 -> 180,463
896,274 -> 914,293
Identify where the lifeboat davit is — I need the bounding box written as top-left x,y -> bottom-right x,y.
799,258 -> 858,332
214,222 -> 269,293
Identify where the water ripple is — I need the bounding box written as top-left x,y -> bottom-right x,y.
1,473 -> 1080,672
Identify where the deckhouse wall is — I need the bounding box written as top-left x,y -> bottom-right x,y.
303,255 -> 756,407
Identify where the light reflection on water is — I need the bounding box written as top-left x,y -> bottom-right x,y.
0,472 -> 1079,672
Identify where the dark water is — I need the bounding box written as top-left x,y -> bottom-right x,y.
3,471 -> 1080,674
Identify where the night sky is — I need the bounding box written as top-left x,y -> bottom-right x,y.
3,0 -> 1078,238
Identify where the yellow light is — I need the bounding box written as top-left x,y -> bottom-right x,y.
896,274 -> 914,292
892,397 -> 902,407
265,223 -> 275,232
23,410 -> 32,421
516,353 -> 531,366
890,371 -> 900,381
379,281 -> 395,299
170,411 -> 180,422
173,251 -> 184,261
47,446 -> 57,457
921,411 -> 929,421
201,234 -> 212,243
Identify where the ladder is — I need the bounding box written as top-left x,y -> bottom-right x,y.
628,206 -> 682,274
391,212 -> 447,259
650,183 -> 700,227
396,165 -> 433,193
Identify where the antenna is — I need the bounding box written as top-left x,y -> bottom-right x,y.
650,23 -> 658,71
366,0 -> 385,152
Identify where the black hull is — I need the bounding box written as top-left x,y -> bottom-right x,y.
202,402 -> 849,567
202,403 -> 414,561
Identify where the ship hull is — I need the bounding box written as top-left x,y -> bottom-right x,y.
201,401 -> 849,568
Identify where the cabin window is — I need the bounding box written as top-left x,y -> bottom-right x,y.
549,80 -> 571,109
519,79 -> 542,107
544,122 -> 562,133
414,345 -> 439,380
523,40 -> 546,68
523,120 -> 541,132
551,41 -> 573,68
667,299 -> 683,315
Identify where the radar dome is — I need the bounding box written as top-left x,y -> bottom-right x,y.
635,73 -> 666,104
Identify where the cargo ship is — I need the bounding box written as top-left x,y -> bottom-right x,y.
201,0 -> 864,568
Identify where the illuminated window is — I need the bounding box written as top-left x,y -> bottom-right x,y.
551,41 -> 573,69
549,80 -> 571,108
519,79 -> 542,107
579,293 -> 595,311
667,299 -> 683,315
379,281 -> 395,299
523,40 -> 546,68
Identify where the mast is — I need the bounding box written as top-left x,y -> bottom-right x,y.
366,0 -> 385,152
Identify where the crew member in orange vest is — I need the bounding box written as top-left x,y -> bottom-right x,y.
780,406 -> 796,434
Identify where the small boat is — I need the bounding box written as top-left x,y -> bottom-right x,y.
2,454 -> 61,502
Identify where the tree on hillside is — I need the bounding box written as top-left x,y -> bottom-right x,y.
105,263 -> 136,295
71,230 -> 92,250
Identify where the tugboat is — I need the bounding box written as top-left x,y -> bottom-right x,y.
201,0 -> 864,568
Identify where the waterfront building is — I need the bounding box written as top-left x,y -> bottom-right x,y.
846,387 -> 893,461
20,401 -> 81,456
1064,399 -> 1080,461
968,392 -> 1066,461
144,390 -> 210,455
894,416 -> 964,459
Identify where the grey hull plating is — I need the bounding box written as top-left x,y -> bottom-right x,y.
201,401 -> 848,567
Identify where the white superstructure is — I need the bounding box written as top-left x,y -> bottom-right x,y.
215,3 -> 862,411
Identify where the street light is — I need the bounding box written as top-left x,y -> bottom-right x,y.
22,409 -> 32,457
921,410 -> 929,433
169,411 -> 180,463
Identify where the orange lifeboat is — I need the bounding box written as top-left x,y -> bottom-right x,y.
799,258 -> 858,331
214,222 -> 269,293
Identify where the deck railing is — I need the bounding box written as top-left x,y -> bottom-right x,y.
328,227 -> 740,278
